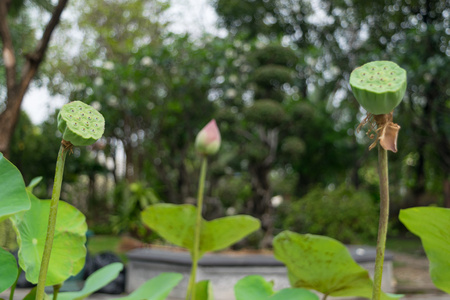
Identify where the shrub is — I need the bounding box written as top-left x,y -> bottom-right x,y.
245,99 -> 287,128
252,45 -> 298,67
279,184 -> 379,244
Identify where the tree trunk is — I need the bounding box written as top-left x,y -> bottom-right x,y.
0,0 -> 69,158
246,164 -> 274,248
0,94 -> 23,158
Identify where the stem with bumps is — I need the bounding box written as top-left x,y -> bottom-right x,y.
36,143 -> 68,300
185,157 -> 208,300
371,142 -> 390,300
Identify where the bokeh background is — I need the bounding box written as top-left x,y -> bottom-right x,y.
1,0 -> 449,249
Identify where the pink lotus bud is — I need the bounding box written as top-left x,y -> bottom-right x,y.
195,119 -> 221,156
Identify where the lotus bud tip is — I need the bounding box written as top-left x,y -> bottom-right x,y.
195,119 -> 221,156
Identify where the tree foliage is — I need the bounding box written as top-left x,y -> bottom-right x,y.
9,0 -> 448,242
213,0 -> 450,207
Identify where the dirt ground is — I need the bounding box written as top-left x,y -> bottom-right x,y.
393,251 -> 449,299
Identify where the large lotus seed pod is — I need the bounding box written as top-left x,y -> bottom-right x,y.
350,61 -> 406,115
57,101 -> 105,146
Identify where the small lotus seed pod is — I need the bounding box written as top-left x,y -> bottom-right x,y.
57,101 -> 105,146
350,61 -> 407,115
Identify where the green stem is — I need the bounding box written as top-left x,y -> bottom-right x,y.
53,284 -> 62,300
9,269 -> 21,300
185,157 -> 208,300
371,145 -> 389,300
36,144 -> 68,300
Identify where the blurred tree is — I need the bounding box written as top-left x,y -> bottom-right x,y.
283,98 -> 355,195
43,0 -> 238,206
43,0 -> 169,182
0,0 -> 69,158
241,44 -> 295,247
213,0 -> 450,207
9,111 -> 59,186
214,42 -> 303,247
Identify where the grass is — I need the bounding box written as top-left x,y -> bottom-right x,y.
385,236 -> 424,255
87,235 -> 122,255
86,234 -> 424,253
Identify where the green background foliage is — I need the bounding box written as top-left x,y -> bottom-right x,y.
278,184 -> 379,243
2,0 -> 448,247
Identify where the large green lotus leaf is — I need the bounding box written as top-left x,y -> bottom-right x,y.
141,204 -> 260,256
269,288 -> 319,300
142,204 -> 196,249
55,263 -> 123,300
0,247 -> 18,293
26,176 -> 43,193
11,192 -> 87,286
273,231 -> 400,299
194,280 -> 214,300
234,275 -> 318,300
0,153 -> 30,222
399,207 -> 450,293
235,275 -> 274,299
201,215 -> 260,254
116,273 -> 183,300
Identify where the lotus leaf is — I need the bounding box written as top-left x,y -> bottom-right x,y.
11,192 -> 87,286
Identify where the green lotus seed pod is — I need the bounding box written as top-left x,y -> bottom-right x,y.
350,61 -> 406,115
57,101 -> 105,146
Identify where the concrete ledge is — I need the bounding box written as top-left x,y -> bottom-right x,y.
126,246 -> 394,300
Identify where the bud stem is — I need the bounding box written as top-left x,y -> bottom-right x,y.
371,144 -> 390,300
186,156 -> 208,300
36,144 -> 68,300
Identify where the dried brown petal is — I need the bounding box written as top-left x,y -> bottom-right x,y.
379,122 -> 401,153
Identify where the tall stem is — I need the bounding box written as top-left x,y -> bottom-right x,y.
36,144 -> 68,300
9,269 -> 21,300
371,145 -> 389,300
185,157 -> 208,300
52,283 -> 62,300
